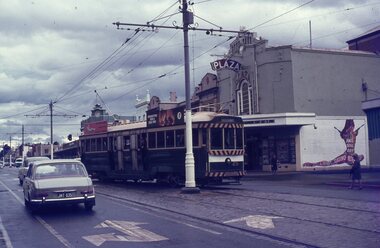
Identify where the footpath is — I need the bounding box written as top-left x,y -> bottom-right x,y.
243,167 -> 380,189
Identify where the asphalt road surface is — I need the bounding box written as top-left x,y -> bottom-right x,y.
1,166 -> 379,248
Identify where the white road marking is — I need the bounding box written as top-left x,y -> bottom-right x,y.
101,194 -> 222,236
0,217 -> 13,248
224,215 -> 283,229
184,223 -> 222,235
0,179 -> 74,248
83,220 -> 168,246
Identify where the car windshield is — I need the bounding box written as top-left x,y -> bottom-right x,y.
34,163 -> 87,179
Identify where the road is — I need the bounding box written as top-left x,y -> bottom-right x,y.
1,166 -> 379,248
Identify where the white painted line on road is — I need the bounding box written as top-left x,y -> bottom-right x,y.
101,194 -> 222,236
0,217 -> 13,248
0,178 -> 74,248
184,223 -> 222,235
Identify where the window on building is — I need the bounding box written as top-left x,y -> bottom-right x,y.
237,80 -> 252,115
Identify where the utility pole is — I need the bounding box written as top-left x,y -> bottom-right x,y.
7,127 -> 33,158
113,1 -> 245,193
25,100 -> 77,159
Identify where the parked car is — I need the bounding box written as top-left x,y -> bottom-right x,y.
15,158 -> 23,168
18,157 -> 49,185
23,159 -> 95,212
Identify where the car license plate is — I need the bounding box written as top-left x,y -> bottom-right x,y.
58,192 -> 74,198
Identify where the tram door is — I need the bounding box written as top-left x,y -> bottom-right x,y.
130,134 -> 139,171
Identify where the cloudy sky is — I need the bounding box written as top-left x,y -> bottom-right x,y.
0,0 -> 379,147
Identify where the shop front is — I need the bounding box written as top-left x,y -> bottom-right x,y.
242,113 -> 316,172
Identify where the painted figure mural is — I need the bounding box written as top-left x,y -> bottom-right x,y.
303,119 -> 364,167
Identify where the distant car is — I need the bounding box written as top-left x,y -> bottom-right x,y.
23,159 -> 95,211
18,157 -> 49,185
15,158 -> 23,168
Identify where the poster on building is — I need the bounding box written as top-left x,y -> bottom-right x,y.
83,121 -> 108,136
301,118 -> 367,168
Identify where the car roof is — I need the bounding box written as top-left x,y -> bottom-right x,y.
25,157 -> 50,161
33,159 -> 84,166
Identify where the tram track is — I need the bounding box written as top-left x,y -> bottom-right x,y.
96,182 -> 380,240
97,191 -> 317,248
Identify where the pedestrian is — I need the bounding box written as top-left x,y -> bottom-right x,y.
271,154 -> 278,175
349,153 -> 362,189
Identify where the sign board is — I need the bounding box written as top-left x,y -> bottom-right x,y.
210,59 -> 242,72
147,107 -> 185,128
83,121 -> 108,136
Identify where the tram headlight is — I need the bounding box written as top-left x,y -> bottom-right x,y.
225,157 -> 232,166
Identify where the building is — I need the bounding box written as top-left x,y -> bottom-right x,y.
31,143 -> 59,158
347,25 -> 380,54
135,90 -> 151,122
210,31 -> 380,171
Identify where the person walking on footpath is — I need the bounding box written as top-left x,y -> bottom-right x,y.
271,154 -> 279,175
349,153 -> 362,189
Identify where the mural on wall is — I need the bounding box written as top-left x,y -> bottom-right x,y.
303,119 -> 364,167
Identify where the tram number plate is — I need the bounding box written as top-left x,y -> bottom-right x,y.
58,192 -> 74,198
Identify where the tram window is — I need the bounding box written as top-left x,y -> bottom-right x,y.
193,128 -> 199,147
210,128 -> 223,149
148,132 -> 156,148
109,137 -> 113,151
236,128 -> 243,149
114,137 -> 118,150
157,131 -> 165,148
175,129 -> 185,147
124,136 -> 131,150
201,129 -> 208,146
224,128 -> 235,149
85,140 -> 90,152
166,130 -> 174,147
90,139 -> 96,151
102,137 -> 108,150
96,138 -> 102,151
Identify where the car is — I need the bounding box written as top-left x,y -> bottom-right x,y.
15,158 -> 23,168
23,159 -> 95,212
18,157 -> 50,185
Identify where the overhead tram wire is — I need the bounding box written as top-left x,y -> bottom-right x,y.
54,33 -> 138,104
291,20 -> 380,46
0,105 -> 48,119
81,3 -> 181,91
255,1 -> 380,30
248,0 -> 315,30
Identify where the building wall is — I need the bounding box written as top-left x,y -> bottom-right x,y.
348,32 -> 380,54
257,47 -> 295,114
291,49 -> 380,116
299,116 -> 368,171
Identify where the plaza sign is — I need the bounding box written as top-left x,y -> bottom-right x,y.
210,59 -> 242,72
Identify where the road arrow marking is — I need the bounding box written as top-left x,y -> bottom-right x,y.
224,215 -> 283,229
83,220 -> 168,246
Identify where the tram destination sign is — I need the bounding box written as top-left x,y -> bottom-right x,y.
147,107 -> 185,128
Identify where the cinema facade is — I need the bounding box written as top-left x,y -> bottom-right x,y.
194,32 -> 380,172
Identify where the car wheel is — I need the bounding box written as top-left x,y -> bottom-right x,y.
85,203 -> 94,211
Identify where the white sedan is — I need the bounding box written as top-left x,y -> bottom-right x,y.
23,159 -> 95,212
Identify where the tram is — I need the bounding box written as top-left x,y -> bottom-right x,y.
79,110 -> 245,186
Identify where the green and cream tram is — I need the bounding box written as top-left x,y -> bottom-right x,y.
80,111 -> 245,186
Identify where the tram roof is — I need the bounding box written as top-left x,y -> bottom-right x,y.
108,121 -> 146,132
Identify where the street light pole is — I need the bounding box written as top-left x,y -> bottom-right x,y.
181,0 -> 199,193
